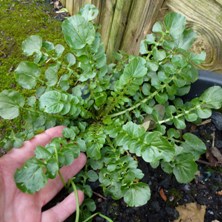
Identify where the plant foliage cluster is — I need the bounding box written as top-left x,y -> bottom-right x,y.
1,4 -> 222,216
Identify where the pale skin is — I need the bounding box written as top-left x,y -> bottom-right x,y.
0,126 -> 87,222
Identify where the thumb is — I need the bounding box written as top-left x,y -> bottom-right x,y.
41,190 -> 84,222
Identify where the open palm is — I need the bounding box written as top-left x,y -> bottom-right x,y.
0,126 -> 86,222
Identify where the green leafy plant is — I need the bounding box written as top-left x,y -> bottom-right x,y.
1,4 -> 222,219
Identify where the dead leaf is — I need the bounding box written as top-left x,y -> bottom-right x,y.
211,147 -> 222,163
216,190 -> 222,196
159,188 -> 167,202
174,202 -> 206,222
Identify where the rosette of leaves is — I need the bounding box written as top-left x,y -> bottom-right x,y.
1,4 -> 222,212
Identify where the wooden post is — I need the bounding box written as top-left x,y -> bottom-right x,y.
120,0 -> 165,55
106,0 -> 133,61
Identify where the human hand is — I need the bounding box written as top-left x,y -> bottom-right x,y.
0,126 -> 86,222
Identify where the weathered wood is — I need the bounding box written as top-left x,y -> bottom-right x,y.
121,0 -> 165,55
65,0 -> 73,15
164,0 -> 222,72
60,0 -> 66,6
106,0 -> 133,61
99,0 -> 117,51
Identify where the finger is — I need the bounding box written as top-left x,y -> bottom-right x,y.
7,126 -> 65,164
40,153 -> 86,206
42,190 -> 84,222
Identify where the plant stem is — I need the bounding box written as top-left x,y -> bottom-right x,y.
158,104 -> 201,125
83,212 -> 113,222
70,180 -> 80,222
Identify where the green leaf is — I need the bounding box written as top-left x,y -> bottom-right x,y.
173,154 -> 198,183
155,93 -> 168,104
200,86 -> 222,109
147,61 -> 158,71
124,183 -> 151,207
15,158 -> 47,193
185,113 -> 198,122
42,41 -> 55,51
153,49 -> 166,61
45,63 -> 60,86
15,61 -> 40,89
39,91 -> 64,113
62,15 -> 95,50
65,53 -> 76,67
182,133 -> 206,160
178,29 -> 197,50
46,158 -> 59,179
35,146 -> 51,160
124,57 -> 147,78
190,51 -> 206,64
196,107 -> 212,119
173,117 -> 186,129
79,4 -> 99,21
87,170 -> 98,182
164,12 -> 186,39
0,90 -> 25,119
152,21 -> 162,33
139,40 -> 148,54
22,35 -> 42,56
145,34 -> 155,44
55,44 -> 65,58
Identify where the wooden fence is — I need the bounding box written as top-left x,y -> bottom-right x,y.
60,0 -> 222,72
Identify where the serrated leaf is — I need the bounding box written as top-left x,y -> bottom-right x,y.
0,90 -> 25,119
79,4 -> 99,21
22,35 -> 42,56
15,61 -> 40,89
39,91 -> 64,113
62,15 -> 95,50
14,158 -> 47,193
124,183 -> 151,207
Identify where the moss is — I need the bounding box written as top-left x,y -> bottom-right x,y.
0,0 -> 66,145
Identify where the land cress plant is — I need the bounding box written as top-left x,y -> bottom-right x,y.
1,4 -> 222,215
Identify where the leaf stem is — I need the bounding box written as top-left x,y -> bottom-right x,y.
70,180 -> 80,222
82,212 -> 113,222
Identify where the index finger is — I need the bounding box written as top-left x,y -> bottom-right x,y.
7,126 -> 65,165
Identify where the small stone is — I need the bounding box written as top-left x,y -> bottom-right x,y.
211,112 -> 222,131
